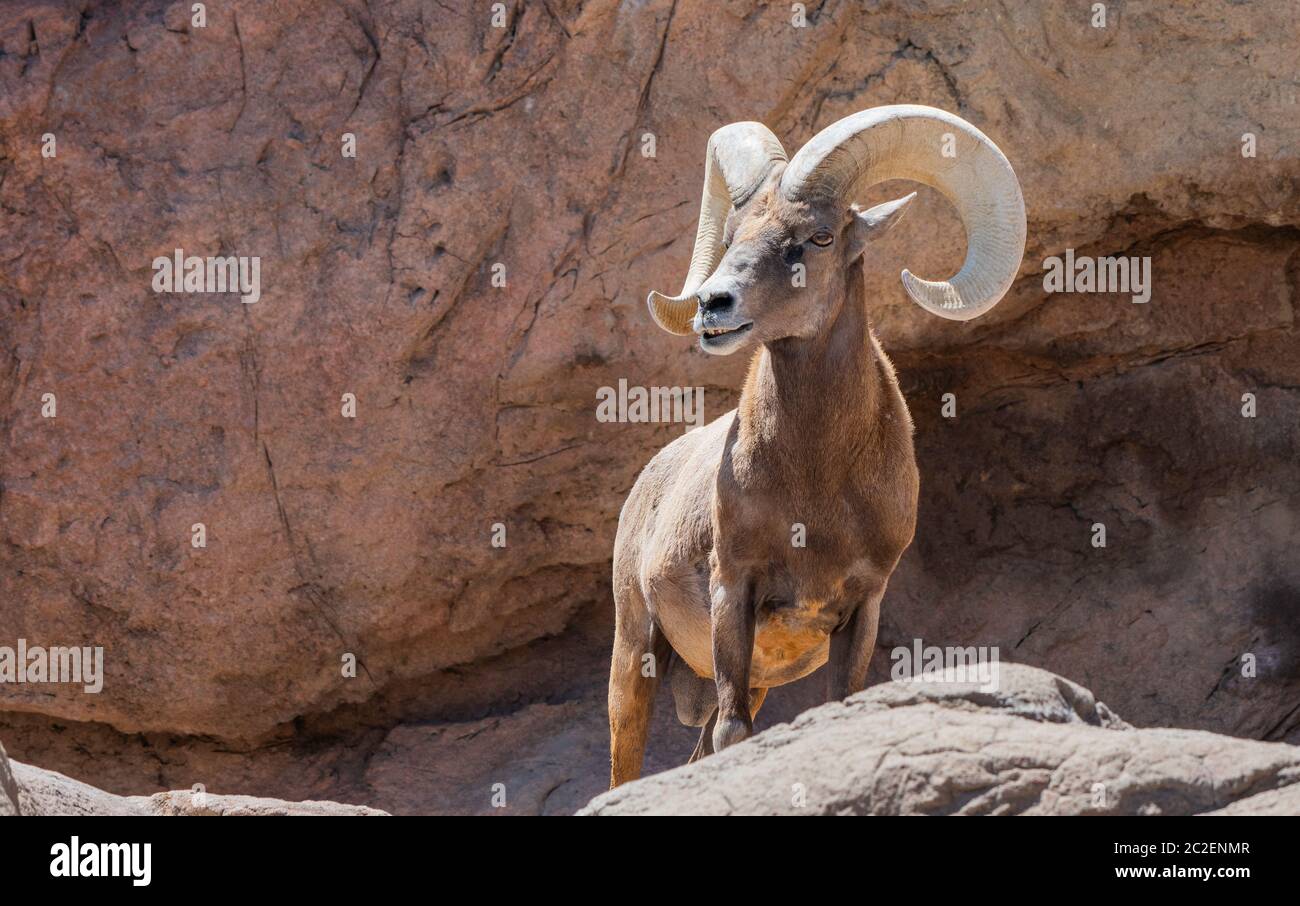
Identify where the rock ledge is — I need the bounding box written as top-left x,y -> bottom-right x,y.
580,665 -> 1300,816
0,741 -> 385,816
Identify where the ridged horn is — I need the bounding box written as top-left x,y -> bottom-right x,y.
647,123 -> 787,335
780,105 -> 1025,321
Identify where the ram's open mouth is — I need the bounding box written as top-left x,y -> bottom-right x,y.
700,322 -> 753,341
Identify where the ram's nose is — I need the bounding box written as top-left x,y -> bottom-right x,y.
697,289 -> 736,318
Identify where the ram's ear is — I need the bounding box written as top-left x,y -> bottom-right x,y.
847,192 -> 917,259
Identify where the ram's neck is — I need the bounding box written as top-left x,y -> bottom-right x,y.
736,263 -> 888,477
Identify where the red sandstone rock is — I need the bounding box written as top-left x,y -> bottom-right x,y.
0,1 -> 1296,804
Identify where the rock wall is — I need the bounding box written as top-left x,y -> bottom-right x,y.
0,0 -> 1296,799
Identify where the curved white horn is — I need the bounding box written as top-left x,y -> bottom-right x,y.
648,122 -> 787,335
780,105 -> 1025,321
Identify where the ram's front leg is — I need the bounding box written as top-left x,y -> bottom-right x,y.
827,583 -> 885,701
710,574 -> 757,752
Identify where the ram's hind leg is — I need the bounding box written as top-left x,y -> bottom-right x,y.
608,602 -> 671,789
688,712 -> 717,763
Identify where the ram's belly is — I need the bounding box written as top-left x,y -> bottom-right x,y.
750,611 -> 831,686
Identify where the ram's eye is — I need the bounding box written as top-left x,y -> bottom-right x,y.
809,230 -> 834,247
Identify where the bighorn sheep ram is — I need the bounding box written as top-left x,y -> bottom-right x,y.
608,105 -> 1026,787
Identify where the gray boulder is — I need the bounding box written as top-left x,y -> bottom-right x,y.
580,664 -> 1300,816
1,741 -> 385,816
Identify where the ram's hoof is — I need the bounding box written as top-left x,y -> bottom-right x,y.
712,715 -> 752,751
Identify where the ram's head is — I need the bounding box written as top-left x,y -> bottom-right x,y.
647,105 -> 1027,355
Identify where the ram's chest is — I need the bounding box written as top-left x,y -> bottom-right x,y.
727,525 -> 883,686
695,473 -> 900,686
